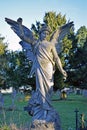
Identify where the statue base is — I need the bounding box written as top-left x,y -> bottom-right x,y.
25,91 -> 62,130
29,120 -> 61,130
24,105 -> 62,130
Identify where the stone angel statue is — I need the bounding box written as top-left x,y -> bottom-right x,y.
5,17 -> 74,130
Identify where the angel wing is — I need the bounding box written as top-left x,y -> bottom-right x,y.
59,21 -> 74,41
51,21 -> 74,54
19,41 -> 35,61
5,17 -> 35,62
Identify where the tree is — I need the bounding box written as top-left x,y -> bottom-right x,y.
5,51 -> 30,89
76,26 -> 87,47
67,26 -> 87,89
0,35 -> 8,88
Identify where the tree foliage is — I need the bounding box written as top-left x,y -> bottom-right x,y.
0,35 -> 8,88
67,26 -> 87,89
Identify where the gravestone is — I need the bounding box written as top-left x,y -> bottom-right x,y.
0,91 -> 4,109
10,88 -> 17,109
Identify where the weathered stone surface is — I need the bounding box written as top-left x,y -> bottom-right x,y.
26,104 -> 62,130
29,119 -> 61,130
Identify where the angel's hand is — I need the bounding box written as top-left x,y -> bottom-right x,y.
62,70 -> 67,80
17,18 -> 24,37
17,18 -> 23,25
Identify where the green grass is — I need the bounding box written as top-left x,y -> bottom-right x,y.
52,93 -> 87,130
0,92 -> 87,130
0,93 -> 31,129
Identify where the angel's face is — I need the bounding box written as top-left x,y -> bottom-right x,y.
40,30 -> 49,41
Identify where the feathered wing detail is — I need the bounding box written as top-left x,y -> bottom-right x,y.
5,17 -> 35,62
19,41 -> 35,61
58,21 -> 74,41
51,21 -> 74,54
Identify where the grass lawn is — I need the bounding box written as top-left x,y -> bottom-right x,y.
52,93 -> 87,130
0,92 -> 87,130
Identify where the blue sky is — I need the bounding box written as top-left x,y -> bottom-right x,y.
0,0 -> 87,51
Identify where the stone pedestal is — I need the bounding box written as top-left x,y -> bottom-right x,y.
29,108 -> 62,130
25,92 -> 62,130
30,119 -> 61,130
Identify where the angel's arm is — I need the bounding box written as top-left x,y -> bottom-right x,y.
50,29 -> 61,43
52,45 -> 67,78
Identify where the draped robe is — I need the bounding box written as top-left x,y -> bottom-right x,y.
26,39 -> 61,121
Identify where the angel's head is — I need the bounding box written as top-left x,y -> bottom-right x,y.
39,24 -> 51,41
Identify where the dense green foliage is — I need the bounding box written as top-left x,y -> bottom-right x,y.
67,26 -> 87,89
0,35 -> 8,88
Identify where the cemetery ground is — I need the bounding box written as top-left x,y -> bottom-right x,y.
0,92 -> 87,130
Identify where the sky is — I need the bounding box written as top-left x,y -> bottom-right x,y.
0,0 -> 87,51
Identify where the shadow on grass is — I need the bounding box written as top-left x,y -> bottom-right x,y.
0,106 -> 23,111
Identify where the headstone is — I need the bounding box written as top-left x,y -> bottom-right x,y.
82,89 -> 87,97
0,91 -> 4,109
10,88 -> 17,109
